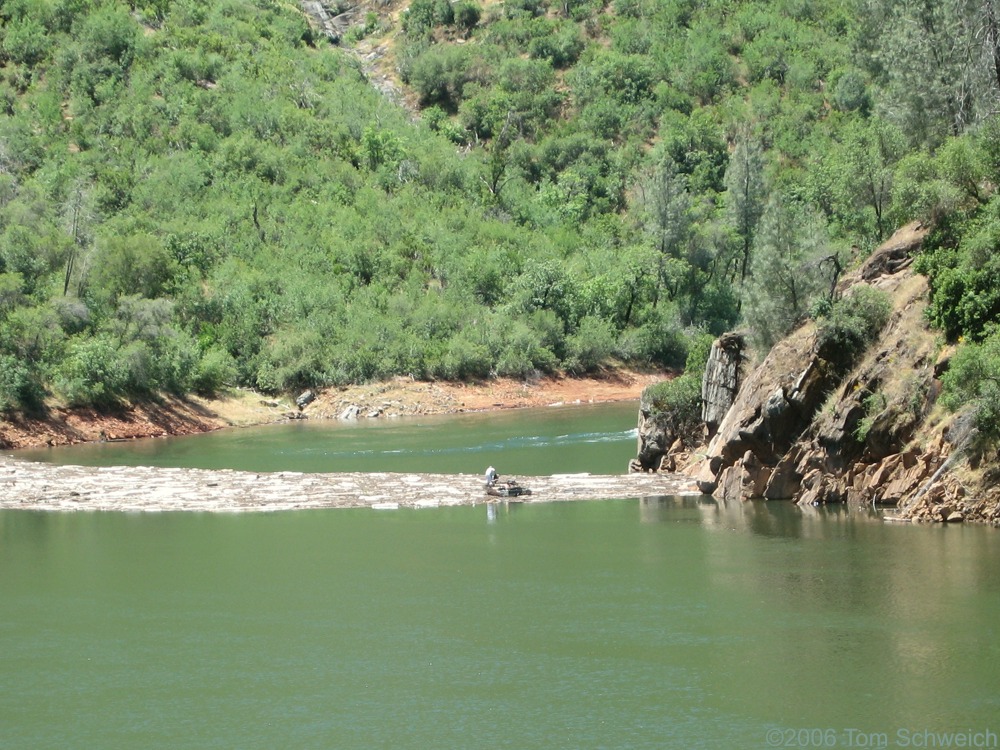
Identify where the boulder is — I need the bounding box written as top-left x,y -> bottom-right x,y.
763,449 -> 804,499
711,451 -> 771,502
633,385 -> 705,472
633,410 -> 669,471
296,390 -> 315,410
692,460 -> 719,494
712,465 -> 740,502
855,221 -> 927,282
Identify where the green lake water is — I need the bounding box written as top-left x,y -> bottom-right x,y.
3,404 -> 1000,748
14,401 -> 642,476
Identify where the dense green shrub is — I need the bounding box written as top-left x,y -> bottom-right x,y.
454,1 -> 482,33
616,308 -> 689,368
742,196 -> 837,352
2,16 -> 52,68
916,184 -> 1000,342
641,370 -> 700,422
638,331 -> 712,434
814,286 -> 892,365
564,315 -> 616,374
191,347 -> 236,395
0,353 -> 43,412
402,0 -> 454,37
527,20 -> 583,68
493,318 -> 559,378
405,44 -> 481,109
433,329 -> 493,380
2,0 -> 1000,413
940,329 -> 1000,446
54,335 -> 129,407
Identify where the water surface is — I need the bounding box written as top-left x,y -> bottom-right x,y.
15,401 -> 640,476
2,500 -> 998,749
6,403 -> 999,748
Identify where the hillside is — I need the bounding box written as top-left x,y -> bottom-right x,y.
636,223 -> 1000,525
1,0 -> 1000,469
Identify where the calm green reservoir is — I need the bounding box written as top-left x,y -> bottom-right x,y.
15,401 -> 642,476
4,404 -> 1000,749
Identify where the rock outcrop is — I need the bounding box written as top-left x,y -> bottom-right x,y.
701,332 -> 746,436
632,390 -> 698,473
630,332 -> 747,475
637,222 -> 1000,524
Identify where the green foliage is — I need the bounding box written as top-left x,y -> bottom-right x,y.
402,0 -> 455,37
805,117 -> 907,246
674,21 -> 734,103
724,134 -> 767,285
829,67 -> 870,114
940,330 -> 1000,445
2,15 -> 52,68
640,329 -> 713,423
404,44 -> 481,109
919,244 -> 1000,343
433,327 -> 493,380
742,195 -> 838,351
564,315 -> 615,374
569,52 -> 655,108
642,374 -> 698,418
814,285 -> 892,366
360,126 -> 406,171
527,19 -> 582,68
657,109 -> 727,195
86,234 -> 179,306
890,150 -> 964,227
454,1 -> 482,33
0,353 -> 40,411
255,327 -> 332,393
862,0 -> 995,148
1,0 -> 1000,413
54,334 -> 129,407
915,151 -> 1000,342
683,331 -> 714,375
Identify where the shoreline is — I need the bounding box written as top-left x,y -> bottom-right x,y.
0,369 -> 666,451
0,370 -> 686,512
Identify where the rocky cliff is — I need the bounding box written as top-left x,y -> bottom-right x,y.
636,223 -> 1000,526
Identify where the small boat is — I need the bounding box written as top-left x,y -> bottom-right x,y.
486,479 -> 532,498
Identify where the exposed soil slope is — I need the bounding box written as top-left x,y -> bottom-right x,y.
0,369 -> 665,451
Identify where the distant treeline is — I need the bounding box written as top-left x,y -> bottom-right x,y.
1,0 -> 999,426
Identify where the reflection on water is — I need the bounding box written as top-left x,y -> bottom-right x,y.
636,495 -> 1000,731
6,397 -> 1000,748
1,499 -> 998,748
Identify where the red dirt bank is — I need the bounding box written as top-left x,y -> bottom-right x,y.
0,370 -> 666,451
